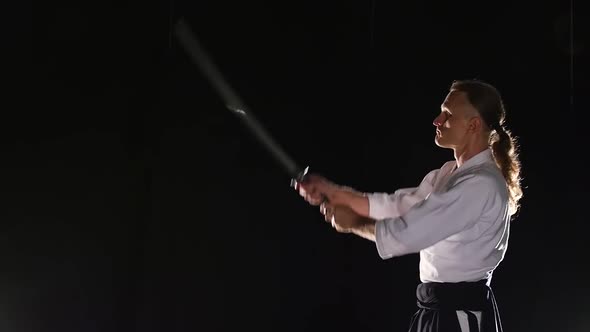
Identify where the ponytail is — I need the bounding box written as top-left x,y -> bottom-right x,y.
490,125 -> 523,216
450,79 -> 524,217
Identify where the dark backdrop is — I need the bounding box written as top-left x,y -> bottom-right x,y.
12,1 -> 589,331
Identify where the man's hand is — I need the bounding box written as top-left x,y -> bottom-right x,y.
293,174 -> 337,206
320,202 -> 364,233
319,202 -> 377,241
293,173 -> 370,217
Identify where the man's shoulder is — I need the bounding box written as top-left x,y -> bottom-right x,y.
419,160 -> 456,185
454,163 -> 506,191
472,163 -> 505,182
433,160 -> 456,176
440,160 -> 457,170
424,160 -> 454,176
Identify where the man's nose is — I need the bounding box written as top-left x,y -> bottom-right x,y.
433,113 -> 446,127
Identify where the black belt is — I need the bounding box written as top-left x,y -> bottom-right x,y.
409,280 -> 503,332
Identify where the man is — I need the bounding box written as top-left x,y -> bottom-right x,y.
294,79 -> 523,332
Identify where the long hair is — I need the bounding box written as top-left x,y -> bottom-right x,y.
451,79 -> 523,217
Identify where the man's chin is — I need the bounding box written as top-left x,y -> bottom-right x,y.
434,137 -> 450,148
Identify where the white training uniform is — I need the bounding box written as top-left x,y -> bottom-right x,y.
367,149 -> 511,331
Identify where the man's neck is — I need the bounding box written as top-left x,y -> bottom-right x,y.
454,144 -> 488,168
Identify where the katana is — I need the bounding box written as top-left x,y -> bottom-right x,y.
173,18 -> 309,186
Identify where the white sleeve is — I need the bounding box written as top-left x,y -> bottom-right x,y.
366,169 -> 439,220
374,174 -> 498,259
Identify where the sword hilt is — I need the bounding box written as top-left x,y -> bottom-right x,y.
290,166 -> 329,204
290,166 -> 310,188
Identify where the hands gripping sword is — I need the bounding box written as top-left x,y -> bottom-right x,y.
173,18 -> 310,187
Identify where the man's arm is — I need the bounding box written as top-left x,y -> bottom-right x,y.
329,189 -> 370,217
350,216 -> 376,242
325,173 -> 502,259
296,175 -> 370,217
323,204 -> 376,241
374,175 -> 500,258
297,169 -> 441,221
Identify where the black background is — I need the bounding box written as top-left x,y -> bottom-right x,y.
12,0 -> 589,331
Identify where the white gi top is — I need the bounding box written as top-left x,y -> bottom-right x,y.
368,149 -> 511,284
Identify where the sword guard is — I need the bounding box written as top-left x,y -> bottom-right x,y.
290,166 -> 310,188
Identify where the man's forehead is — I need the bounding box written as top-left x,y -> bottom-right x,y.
443,89 -> 466,107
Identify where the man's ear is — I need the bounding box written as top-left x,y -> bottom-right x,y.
469,116 -> 482,133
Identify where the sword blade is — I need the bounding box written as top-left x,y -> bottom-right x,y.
173,18 -> 306,182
